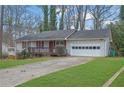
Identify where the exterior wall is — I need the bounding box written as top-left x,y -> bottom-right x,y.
104,38 -> 110,56
66,39 -> 109,57
16,39 -> 110,57
31,41 -> 36,47
16,42 -> 23,52
2,43 -> 8,54
16,41 -> 49,52
44,41 -> 49,48
8,47 -> 16,56
55,40 -> 66,47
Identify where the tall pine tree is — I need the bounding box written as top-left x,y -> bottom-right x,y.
59,6 -> 65,30
120,5 -> 124,21
0,6 -> 4,58
50,6 -> 56,30
42,5 -> 49,31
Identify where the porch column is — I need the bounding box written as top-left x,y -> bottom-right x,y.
42,41 -> 44,48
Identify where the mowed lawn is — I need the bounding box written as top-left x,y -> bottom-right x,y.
18,57 -> 124,87
0,57 -> 56,69
110,71 -> 124,87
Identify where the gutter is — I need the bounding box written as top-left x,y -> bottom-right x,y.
16,38 -> 67,42
67,38 -> 106,41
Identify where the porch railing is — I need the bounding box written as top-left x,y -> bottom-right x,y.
28,47 -> 49,54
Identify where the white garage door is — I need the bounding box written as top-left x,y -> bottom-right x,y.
70,42 -> 103,56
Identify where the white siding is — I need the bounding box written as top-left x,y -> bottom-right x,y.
66,39 -> 109,57
44,41 -> 49,48
31,42 -> 36,47
16,42 -> 23,52
2,43 -> 8,53
104,38 -> 110,56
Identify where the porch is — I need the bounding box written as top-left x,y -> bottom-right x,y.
21,40 -> 66,56
28,47 -> 49,56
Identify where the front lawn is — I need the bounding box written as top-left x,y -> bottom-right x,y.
18,57 -> 124,87
110,71 -> 124,87
0,57 -> 56,69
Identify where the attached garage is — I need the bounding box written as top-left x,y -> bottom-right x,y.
69,40 -> 106,56
66,29 -> 112,57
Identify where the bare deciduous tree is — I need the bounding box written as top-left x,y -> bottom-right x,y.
89,5 -> 113,31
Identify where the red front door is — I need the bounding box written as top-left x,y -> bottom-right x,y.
49,41 -> 54,53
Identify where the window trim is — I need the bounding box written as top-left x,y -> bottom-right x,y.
55,41 -> 64,46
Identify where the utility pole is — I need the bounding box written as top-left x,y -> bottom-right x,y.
0,5 -> 4,60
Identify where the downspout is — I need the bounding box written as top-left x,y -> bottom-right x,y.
109,28 -> 113,56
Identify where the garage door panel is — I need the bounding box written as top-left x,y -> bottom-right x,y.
70,43 -> 103,56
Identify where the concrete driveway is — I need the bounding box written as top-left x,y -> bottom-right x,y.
0,57 -> 94,87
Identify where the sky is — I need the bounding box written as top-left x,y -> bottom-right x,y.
27,6 -> 42,16
26,5 -> 120,30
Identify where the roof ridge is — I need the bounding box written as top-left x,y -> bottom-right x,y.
65,30 -> 77,40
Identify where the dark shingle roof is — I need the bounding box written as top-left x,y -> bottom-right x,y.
17,30 -> 75,41
68,29 -> 111,39
17,29 -> 112,41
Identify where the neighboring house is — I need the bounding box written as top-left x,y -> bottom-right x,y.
2,43 -> 16,56
2,43 -> 9,54
8,47 -> 16,56
16,29 -> 112,57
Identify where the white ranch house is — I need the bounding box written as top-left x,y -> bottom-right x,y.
16,29 -> 112,57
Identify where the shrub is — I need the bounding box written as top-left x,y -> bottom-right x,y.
2,52 -> 8,59
0,51 -> 8,59
17,49 -> 31,59
55,46 -> 67,56
119,48 -> 124,52
119,48 -> 124,56
0,51 -> 2,58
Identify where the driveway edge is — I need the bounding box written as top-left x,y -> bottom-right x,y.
102,65 -> 124,87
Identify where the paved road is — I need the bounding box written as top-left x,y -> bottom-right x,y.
0,57 -> 93,87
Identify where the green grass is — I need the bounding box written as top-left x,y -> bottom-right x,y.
0,57 -> 56,69
110,71 -> 124,87
18,57 -> 124,87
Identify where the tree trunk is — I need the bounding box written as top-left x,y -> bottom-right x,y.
80,6 -> 88,30
59,6 -> 64,30
50,5 -> 56,30
0,6 -> 4,59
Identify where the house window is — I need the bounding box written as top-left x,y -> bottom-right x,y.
75,46 -> 78,49
44,41 -> 49,48
93,46 -> 96,49
22,42 -> 26,48
82,46 -> 85,49
89,46 -> 92,49
27,42 -> 31,47
86,46 -> 88,49
8,48 -> 15,52
79,46 -> 81,49
97,46 -> 100,49
22,41 -> 32,49
56,41 -> 64,46
36,41 -> 42,47
72,46 -> 75,49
